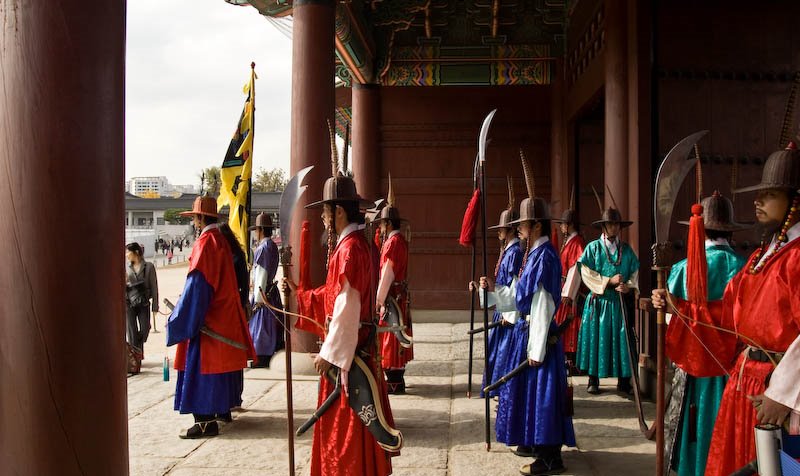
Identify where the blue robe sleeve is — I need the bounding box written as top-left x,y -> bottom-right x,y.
167,271 -> 214,346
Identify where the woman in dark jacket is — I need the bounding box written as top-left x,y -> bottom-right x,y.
125,242 -> 159,372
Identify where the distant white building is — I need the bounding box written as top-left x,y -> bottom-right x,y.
130,176 -> 170,196
128,176 -> 197,196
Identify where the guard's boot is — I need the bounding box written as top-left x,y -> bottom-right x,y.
587,375 -> 601,394
180,415 -> 219,439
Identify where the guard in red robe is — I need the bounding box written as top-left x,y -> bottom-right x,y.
285,159 -> 401,476
376,177 -> 413,394
653,143 -> 800,476
167,196 -> 256,439
552,208 -> 586,366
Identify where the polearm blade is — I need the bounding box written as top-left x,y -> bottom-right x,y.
278,164 -> 313,476
280,166 -> 313,246
654,130 -> 708,243
478,108 -> 496,452
467,152 -> 480,398
652,130 -> 707,476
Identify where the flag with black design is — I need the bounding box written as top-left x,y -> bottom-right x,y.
217,64 -> 256,253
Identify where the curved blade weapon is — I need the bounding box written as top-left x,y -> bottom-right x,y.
477,108 -> 497,451
278,165 -> 313,476
649,130 -> 707,475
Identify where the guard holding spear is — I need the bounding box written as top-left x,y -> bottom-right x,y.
479,151 -> 575,476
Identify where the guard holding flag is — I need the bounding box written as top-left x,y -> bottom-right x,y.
167,196 -> 256,439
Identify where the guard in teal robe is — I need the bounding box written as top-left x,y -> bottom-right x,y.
664,193 -> 748,476
576,207 -> 639,393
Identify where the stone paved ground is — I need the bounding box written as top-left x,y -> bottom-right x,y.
129,263 -> 655,475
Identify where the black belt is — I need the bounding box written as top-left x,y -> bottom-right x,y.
747,348 -> 784,364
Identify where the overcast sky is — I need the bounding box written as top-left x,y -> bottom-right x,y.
126,0 -> 292,187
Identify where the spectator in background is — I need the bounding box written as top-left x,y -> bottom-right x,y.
125,242 -> 159,374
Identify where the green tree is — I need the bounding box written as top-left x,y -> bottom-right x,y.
164,208 -> 192,225
252,167 -> 289,192
199,166 -> 222,197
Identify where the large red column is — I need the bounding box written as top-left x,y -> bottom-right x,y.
0,2 -> 128,475
604,0 -> 629,217
352,83 -> 381,202
290,0 -> 336,287
550,62 -> 568,215
289,0 -> 335,351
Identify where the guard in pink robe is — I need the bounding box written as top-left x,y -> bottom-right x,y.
375,185 -> 413,394
654,143 -> 800,476
552,209 -> 586,363
285,164 -> 400,476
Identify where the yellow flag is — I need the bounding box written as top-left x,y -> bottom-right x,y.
217,64 -> 256,254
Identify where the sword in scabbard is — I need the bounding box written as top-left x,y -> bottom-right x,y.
467,319 -> 503,335
483,315 -> 573,393
163,298 -> 247,350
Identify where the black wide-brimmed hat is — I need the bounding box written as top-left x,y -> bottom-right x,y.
248,212 -> 273,230
592,208 -> 633,229
489,176 -> 520,230
677,191 -> 750,232
590,185 -> 633,228
552,208 -> 581,227
376,173 -> 407,223
306,121 -> 372,209
508,150 -> 552,225
734,142 -> 800,194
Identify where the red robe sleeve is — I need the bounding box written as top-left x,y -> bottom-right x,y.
665,275 -> 740,377
295,285 -> 327,339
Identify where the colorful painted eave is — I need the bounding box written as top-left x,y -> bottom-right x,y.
227,1 -> 561,86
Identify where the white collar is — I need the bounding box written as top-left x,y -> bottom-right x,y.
767,221 -> 800,249
201,223 -> 219,235
565,231 -> 578,244
504,237 -> 520,251
336,223 -> 360,245
705,237 -> 729,248
529,236 -> 549,253
787,221 -> 800,244
388,229 -> 400,239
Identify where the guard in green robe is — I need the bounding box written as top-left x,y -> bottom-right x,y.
576,206 -> 639,394
663,192 -> 748,476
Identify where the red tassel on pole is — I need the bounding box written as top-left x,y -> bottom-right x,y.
686,204 -> 707,306
459,189 -> 481,247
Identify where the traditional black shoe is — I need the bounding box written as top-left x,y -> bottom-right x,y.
179,421 -> 219,439
520,458 -> 566,476
586,384 -> 601,395
513,445 -> 535,457
250,356 -> 271,369
616,381 -> 634,396
387,381 -> 406,395
216,412 -> 233,423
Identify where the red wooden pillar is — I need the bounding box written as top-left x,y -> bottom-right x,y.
604,0 -> 629,217
290,0 -> 336,287
551,61 -> 569,215
352,83 -> 381,202
0,2 -> 128,474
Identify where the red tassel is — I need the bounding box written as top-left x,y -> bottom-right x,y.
298,220 -> 311,290
374,228 -> 381,250
459,189 -> 481,247
551,226 -> 560,250
686,204 -> 708,306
